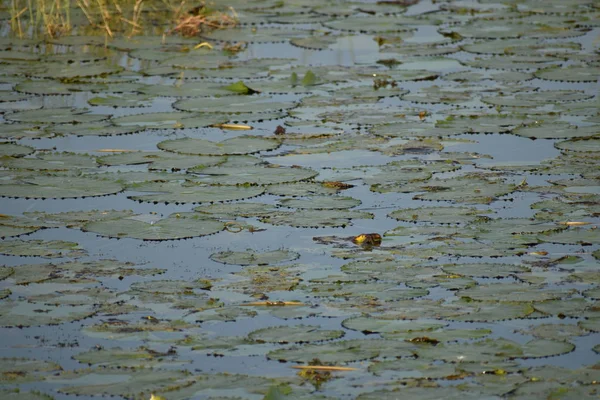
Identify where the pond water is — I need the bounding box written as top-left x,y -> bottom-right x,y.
0,0 -> 599,399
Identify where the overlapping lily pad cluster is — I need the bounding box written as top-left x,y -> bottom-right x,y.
0,0 -> 599,398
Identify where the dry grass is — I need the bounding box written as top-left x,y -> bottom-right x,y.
5,0 -> 237,39
170,4 -> 237,37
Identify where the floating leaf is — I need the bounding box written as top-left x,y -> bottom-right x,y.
388,206 -> 492,224
158,136 -> 280,156
248,325 -> 344,344
210,249 -> 299,266
342,317 -> 446,334
83,214 -> 225,240
189,165 -> 317,185
267,339 -> 412,363
0,239 -> 86,258
127,182 -> 265,204
260,209 -> 374,228
0,175 -> 123,199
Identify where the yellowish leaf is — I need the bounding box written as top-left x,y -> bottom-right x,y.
213,123 -> 252,130
194,42 -> 213,49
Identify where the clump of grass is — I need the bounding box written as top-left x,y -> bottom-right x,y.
4,0 -> 237,39
170,3 -> 237,37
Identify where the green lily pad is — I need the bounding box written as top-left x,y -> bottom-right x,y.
0,143 -> 35,157
0,299 -> 95,327
88,93 -> 153,107
127,181 -> 265,204
555,137 -> 600,153
158,136 -> 280,156
98,151 -> 226,171
579,318 -> 600,332
83,319 -> 195,340
0,175 -> 123,199
377,175 -> 516,204
194,202 -> 278,218
451,301 -> 535,322
4,108 -> 110,124
111,112 -> 227,129
173,96 -> 296,114
6,259 -> 163,284
518,324 -> 590,341
357,387 -> 499,400
539,227 -> 599,245
46,122 -> 143,137
0,239 -> 86,258
512,122 -> 599,139
0,358 -> 61,383
381,328 -> 493,342
202,27 -> 307,43
367,358 -> 459,378
0,152 -> 97,171
435,114 -> 544,134
267,339 -> 412,363
73,347 -> 188,368
23,209 -> 135,229
442,263 -> 530,278
83,213 -> 225,240
278,195 -> 360,210
536,65 -> 600,82
0,390 -> 53,399
342,316 -> 446,334
52,368 -> 192,397
210,249 -> 299,266
189,165 -> 317,185
248,325 -> 344,344
152,373 -> 276,399
323,15 -> 418,33
266,182 -> 349,197
388,206 -> 492,224
458,283 -> 575,302
259,209 -> 374,228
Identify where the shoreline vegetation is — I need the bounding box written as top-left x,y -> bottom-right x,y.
5,0 -> 238,39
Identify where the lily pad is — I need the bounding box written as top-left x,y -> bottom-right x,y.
173,96 -> 296,114
539,227 -> 599,245
0,175 -> 123,199
278,196 -> 360,210
512,122 -> 599,140
73,347 -> 188,368
0,358 -> 61,383
83,213 -> 225,240
442,263 -> 530,278
158,136 -> 281,156
267,339 -> 412,363
248,325 -> 344,344
342,316 -> 446,334
458,283 -> 575,302
388,206 -> 492,224
0,143 -> 35,157
210,249 -> 300,266
259,209 -> 374,228
52,369 -> 192,397
0,299 -> 95,327
555,137 -> 600,153
5,108 -> 110,124
0,239 -> 86,258
23,209 -> 135,229
189,165 -> 317,185
194,202 -> 278,218
127,181 -> 266,204
536,65 -> 600,82
111,112 -> 227,129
